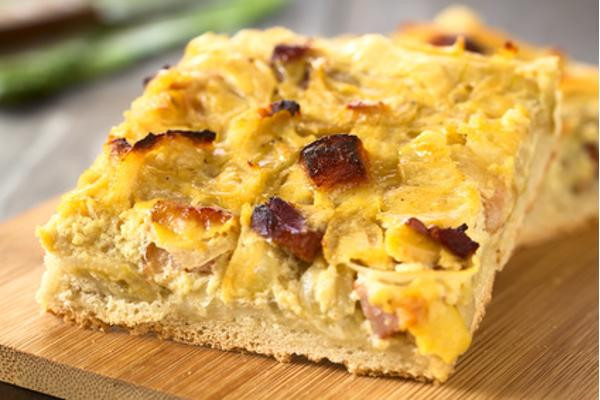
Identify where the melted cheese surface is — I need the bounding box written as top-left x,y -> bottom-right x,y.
39,28 -> 560,367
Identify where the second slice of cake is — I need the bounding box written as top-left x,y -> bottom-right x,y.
394,6 -> 598,245
37,28 -> 560,382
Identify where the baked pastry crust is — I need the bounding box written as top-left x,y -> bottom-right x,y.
394,6 -> 599,246
37,28 -> 560,382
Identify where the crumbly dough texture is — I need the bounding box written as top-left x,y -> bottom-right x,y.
394,6 -> 599,246
49,302 -> 442,382
37,28 -> 560,382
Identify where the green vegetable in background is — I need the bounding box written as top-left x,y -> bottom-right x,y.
0,0 -> 286,104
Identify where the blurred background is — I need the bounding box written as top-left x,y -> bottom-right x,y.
0,0 -> 597,220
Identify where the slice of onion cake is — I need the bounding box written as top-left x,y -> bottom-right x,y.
37,28 -> 560,382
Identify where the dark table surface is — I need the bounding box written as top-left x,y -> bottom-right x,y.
0,0 -> 597,398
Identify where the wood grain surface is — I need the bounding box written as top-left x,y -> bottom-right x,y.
0,199 -> 597,400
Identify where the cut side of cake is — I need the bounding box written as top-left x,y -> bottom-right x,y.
37,28 -> 560,382
522,64 -> 598,244
394,6 -> 599,246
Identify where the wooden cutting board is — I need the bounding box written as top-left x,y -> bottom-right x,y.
0,200 -> 597,400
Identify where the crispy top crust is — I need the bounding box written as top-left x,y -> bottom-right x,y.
90,27 -> 558,239
51,25 -> 559,295
40,28 -> 560,368
251,197 -> 322,262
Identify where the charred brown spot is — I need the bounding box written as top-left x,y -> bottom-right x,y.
584,142 -> 599,164
429,224 -> 479,258
355,284 -> 400,339
270,99 -> 301,116
405,217 -> 479,259
347,100 -> 384,112
151,200 -> 231,230
259,100 -> 301,118
132,133 -> 161,151
143,64 -> 171,87
131,129 -> 216,152
271,44 -> 312,89
504,41 -> 519,52
251,197 -> 323,262
108,137 -> 132,157
429,34 -> 486,54
271,44 -> 311,89
176,129 -> 216,144
300,134 -> 369,188
463,37 -> 486,53
271,44 -> 310,63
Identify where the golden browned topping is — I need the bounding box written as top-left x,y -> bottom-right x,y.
300,134 -> 369,188
251,197 -> 323,262
258,99 -> 301,117
406,217 -> 479,259
37,28 -> 561,372
132,129 -> 216,152
151,200 -> 231,230
429,33 -> 486,54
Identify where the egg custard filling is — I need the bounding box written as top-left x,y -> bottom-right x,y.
37,28 -> 560,382
394,6 -> 598,245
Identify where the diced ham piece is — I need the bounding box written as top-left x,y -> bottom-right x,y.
271,44 -> 310,63
251,197 -> 322,262
405,217 -> 479,259
300,134 -> 369,188
355,284 -> 400,339
259,100 -> 301,117
132,129 -> 216,152
429,34 -> 486,54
